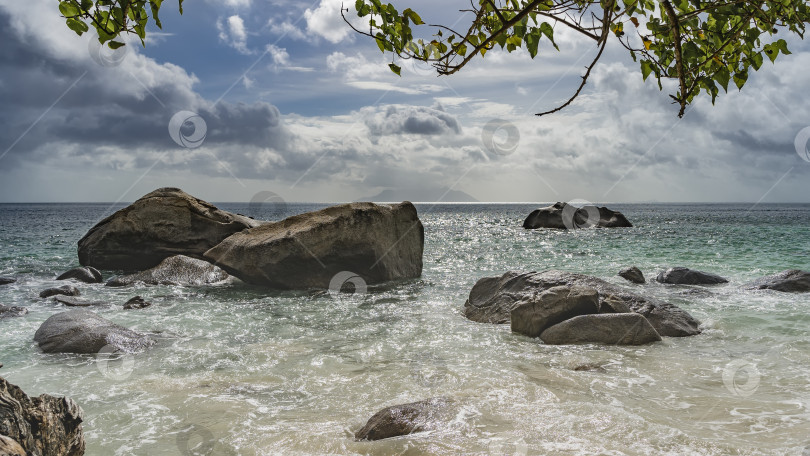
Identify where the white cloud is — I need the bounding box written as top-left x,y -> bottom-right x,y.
305,0 -> 361,43
224,0 -> 250,8
218,15 -> 250,54
267,18 -> 307,41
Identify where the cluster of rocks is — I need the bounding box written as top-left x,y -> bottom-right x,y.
522,202 -> 633,230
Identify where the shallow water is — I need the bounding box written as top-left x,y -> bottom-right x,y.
1,202 -> 810,455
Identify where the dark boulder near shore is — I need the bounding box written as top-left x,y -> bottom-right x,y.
205,202 -> 424,289
123,296 -> 151,310
746,269 -> 810,292
0,376 -> 85,456
106,255 -> 230,287
464,270 -> 700,337
510,286 -> 599,338
656,267 -> 728,285
0,277 -> 16,285
34,309 -> 153,354
56,267 -> 102,284
540,313 -> 662,345
523,202 -> 633,230
355,398 -> 450,441
618,266 -> 646,284
52,296 -> 104,307
77,187 -> 260,271
40,285 -> 81,298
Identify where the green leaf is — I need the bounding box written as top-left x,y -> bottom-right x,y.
733,71 -> 748,90
65,17 -> 89,35
640,60 -> 652,80
402,8 -> 424,25
716,67 -> 730,91
388,63 -> 401,76
108,41 -> 126,49
59,1 -> 81,17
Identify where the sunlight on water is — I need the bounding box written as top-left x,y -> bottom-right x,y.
1,203 -> 810,455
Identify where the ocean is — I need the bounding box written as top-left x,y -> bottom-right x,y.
1,202 -> 809,455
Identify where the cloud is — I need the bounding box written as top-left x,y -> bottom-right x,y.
218,15 -> 249,54
362,105 -> 462,136
267,18 -> 307,41
305,0 -> 361,43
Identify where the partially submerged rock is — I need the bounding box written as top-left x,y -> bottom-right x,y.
123,296 -> 151,310
540,313 -> 662,345
0,305 -> 28,319
106,255 -> 229,287
747,269 -> 810,293
56,267 -> 102,284
205,202 -> 424,289
464,270 -> 700,337
656,267 -> 728,285
618,266 -> 646,284
78,187 -> 259,271
355,398 -> 450,441
52,296 -> 104,307
522,202 -> 632,230
0,277 -> 16,285
39,285 -> 81,299
0,376 -> 85,456
34,310 -> 153,354
509,286 -> 599,338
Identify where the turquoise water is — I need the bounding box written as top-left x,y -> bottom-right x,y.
1,203 -> 810,455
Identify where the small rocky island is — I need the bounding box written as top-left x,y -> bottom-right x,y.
523,202 -> 633,229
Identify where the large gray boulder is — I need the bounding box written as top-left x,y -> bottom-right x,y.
34,310 -> 153,354
56,267 -> 102,284
205,202 -> 424,289
523,202 -> 632,230
0,376 -> 85,456
106,255 -> 230,287
78,188 -> 259,271
746,269 -> 810,292
509,286 -> 599,337
355,398 -> 450,441
464,270 -> 700,337
540,313 -> 662,345
656,267 -> 728,285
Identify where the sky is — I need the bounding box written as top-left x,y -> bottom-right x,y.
0,0 -> 809,203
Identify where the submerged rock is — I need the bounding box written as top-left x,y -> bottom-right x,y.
52,296 -> 104,307
34,310 -> 153,354
205,202 -> 424,289
78,187 -> 260,271
540,313 -> 662,345
522,202 -> 632,230
0,305 -> 28,319
39,285 -> 81,298
0,277 -> 16,285
618,266 -> 646,284
123,296 -> 152,310
464,270 -> 700,337
655,267 -> 728,285
106,255 -> 230,287
0,375 -> 85,456
509,286 -> 599,338
355,398 -> 450,441
747,269 -> 810,293
56,267 -> 102,284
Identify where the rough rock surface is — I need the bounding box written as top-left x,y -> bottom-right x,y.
56,267 -> 102,284
464,270 -> 700,337
509,286 -> 599,337
34,310 -> 153,354
355,398 -> 449,441
0,305 -> 28,319
39,285 -> 81,299
0,376 -> 85,456
746,269 -> 810,293
205,202 -> 424,289
52,296 -> 103,307
618,266 -> 646,284
0,277 -> 16,286
655,267 -> 728,285
106,255 -> 230,287
78,187 -> 260,271
123,296 -> 151,310
540,313 -> 662,345
522,202 -> 633,230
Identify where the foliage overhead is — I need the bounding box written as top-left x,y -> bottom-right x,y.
58,0 -> 809,117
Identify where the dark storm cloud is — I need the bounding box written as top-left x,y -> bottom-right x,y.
363,105 -> 462,136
